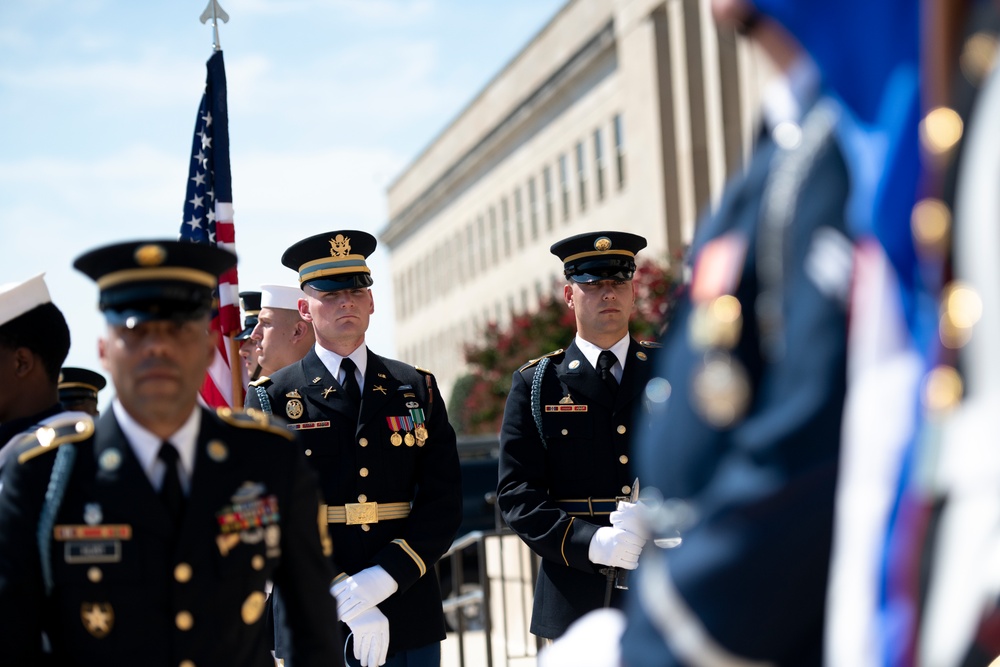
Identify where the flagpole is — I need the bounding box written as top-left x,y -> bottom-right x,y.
200,0 -> 239,408
200,0 -> 229,52
230,337 -> 243,408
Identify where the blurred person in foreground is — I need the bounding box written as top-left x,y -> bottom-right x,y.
541,4 -> 853,665
0,240 -> 342,666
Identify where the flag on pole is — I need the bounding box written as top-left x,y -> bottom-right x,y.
180,50 -> 241,408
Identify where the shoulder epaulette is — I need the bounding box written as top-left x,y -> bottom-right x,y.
17,415 -> 95,465
414,366 -> 432,375
518,348 -> 565,373
248,376 -> 271,387
639,340 -> 663,349
216,407 -> 294,442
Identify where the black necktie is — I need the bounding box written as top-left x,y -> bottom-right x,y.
340,358 -> 362,405
597,350 -> 619,395
158,441 -> 184,533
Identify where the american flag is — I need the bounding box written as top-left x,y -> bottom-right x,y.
181,50 -> 241,408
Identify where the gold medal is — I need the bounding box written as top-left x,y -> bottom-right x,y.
285,399 -> 304,420
390,432 -> 403,447
415,425 -> 428,445
404,432 -> 415,447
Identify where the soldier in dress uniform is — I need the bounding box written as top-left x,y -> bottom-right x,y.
249,284 -> 315,379
0,240 -> 342,667
58,367 -> 107,417
0,273 -> 72,471
235,290 -> 263,388
496,231 -> 658,640
245,230 -> 462,667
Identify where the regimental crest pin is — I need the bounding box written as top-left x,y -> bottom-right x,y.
98,448 -> 122,472
568,359 -> 581,370
636,351 -> 648,361
84,503 -> 102,526
208,439 -> 228,462
286,399 -> 304,420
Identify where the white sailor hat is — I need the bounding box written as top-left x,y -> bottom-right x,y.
0,273 -> 52,327
260,284 -> 304,310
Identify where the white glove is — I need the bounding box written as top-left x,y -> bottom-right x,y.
610,501 -> 651,540
345,606 -> 390,667
588,526 -> 646,569
331,566 -> 399,623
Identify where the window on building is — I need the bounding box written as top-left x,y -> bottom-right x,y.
495,301 -> 503,324
407,266 -> 416,317
514,187 -> 525,249
576,141 -> 587,213
395,274 -> 403,319
535,279 -> 544,303
501,197 -> 511,257
466,222 -> 476,279
520,287 -> 528,314
489,206 -> 499,266
594,127 -> 605,201
439,241 -> 449,295
455,231 -> 465,283
477,214 -> 487,272
613,113 -> 626,189
559,153 -> 570,222
543,166 -> 554,232
528,176 -> 539,240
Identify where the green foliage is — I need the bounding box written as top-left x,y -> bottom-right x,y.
453,257 -> 681,435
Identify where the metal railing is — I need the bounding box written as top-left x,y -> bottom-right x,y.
438,504 -> 542,667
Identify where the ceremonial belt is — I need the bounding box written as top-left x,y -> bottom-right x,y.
321,501 -> 411,525
556,498 -> 619,516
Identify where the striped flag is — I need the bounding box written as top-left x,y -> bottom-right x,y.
180,50 -> 240,408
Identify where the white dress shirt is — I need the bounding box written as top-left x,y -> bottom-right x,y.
112,399 -> 199,495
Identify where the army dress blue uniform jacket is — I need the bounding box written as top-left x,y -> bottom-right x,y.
0,407 -> 342,667
245,347 -> 462,655
497,337 -> 657,639
621,102 -> 851,666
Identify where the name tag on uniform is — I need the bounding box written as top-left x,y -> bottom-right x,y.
544,405 -> 588,412
287,421 -> 331,430
65,541 -> 122,564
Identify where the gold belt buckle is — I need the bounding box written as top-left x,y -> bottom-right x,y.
345,502 -> 378,525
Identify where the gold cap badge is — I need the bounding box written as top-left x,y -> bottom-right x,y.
134,244 -> 166,267
329,234 -> 352,258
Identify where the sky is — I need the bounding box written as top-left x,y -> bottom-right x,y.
0,0 -> 566,408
